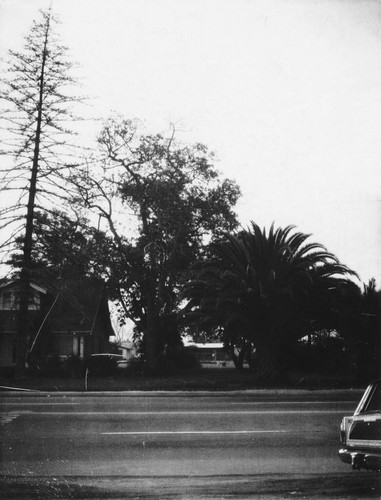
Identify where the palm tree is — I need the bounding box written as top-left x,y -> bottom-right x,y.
334,278 -> 380,381
183,222 -> 357,378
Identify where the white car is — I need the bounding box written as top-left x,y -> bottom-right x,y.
339,379 -> 381,471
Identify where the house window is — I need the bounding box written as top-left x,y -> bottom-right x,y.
72,335 -> 86,358
50,334 -> 74,357
1,291 -> 13,309
12,338 -> 16,363
79,336 -> 85,359
59,336 -> 74,356
29,291 -> 40,310
0,289 -> 40,310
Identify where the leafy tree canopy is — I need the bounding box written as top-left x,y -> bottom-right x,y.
71,118 -> 241,372
7,210 -> 112,283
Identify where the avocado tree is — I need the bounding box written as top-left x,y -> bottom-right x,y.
71,118 -> 241,373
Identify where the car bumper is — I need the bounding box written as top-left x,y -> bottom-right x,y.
339,448 -> 381,471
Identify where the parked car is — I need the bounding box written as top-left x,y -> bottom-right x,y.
85,353 -> 126,376
339,379 -> 381,471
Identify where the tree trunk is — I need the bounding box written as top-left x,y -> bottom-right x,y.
245,342 -> 255,369
253,338 -> 280,380
230,344 -> 244,370
144,291 -> 160,375
15,20 -> 49,379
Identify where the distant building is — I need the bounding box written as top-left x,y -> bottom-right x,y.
184,342 -> 231,366
0,278 -> 114,368
118,340 -> 137,360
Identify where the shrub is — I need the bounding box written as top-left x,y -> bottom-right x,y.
64,355 -> 85,377
85,355 -> 118,376
157,346 -> 201,375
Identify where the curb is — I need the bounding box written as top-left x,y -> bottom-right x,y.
0,388 -> 365,397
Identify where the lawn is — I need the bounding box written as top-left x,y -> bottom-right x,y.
0,366 -> 361,392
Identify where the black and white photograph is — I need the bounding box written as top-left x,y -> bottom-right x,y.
0,0 -> 380,498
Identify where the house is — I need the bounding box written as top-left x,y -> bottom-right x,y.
117,340 -> 136,361
0,278 -> 114,368
184,342 -> 231,367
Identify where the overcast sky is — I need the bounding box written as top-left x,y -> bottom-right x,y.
1,0 -> 380,286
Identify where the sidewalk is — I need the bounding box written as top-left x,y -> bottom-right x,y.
0,368 -> 365,395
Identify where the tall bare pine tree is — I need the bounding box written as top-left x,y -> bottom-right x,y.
0,9 -> 81,377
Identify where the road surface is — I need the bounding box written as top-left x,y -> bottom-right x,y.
0,390 -> 380,498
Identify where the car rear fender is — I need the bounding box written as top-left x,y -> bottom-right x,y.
347,414 -> 381,450
340,416 -> 353,445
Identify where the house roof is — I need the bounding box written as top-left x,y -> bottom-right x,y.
0,280 -> 47,294
44,278 -> 114,337
184,342 -> 224,349
0,278 -> 114,338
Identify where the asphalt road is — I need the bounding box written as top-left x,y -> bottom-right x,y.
1,390 -> 380,498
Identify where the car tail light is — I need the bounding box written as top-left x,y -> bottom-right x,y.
340,419 -> 346,444
340,417 -> 353,445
